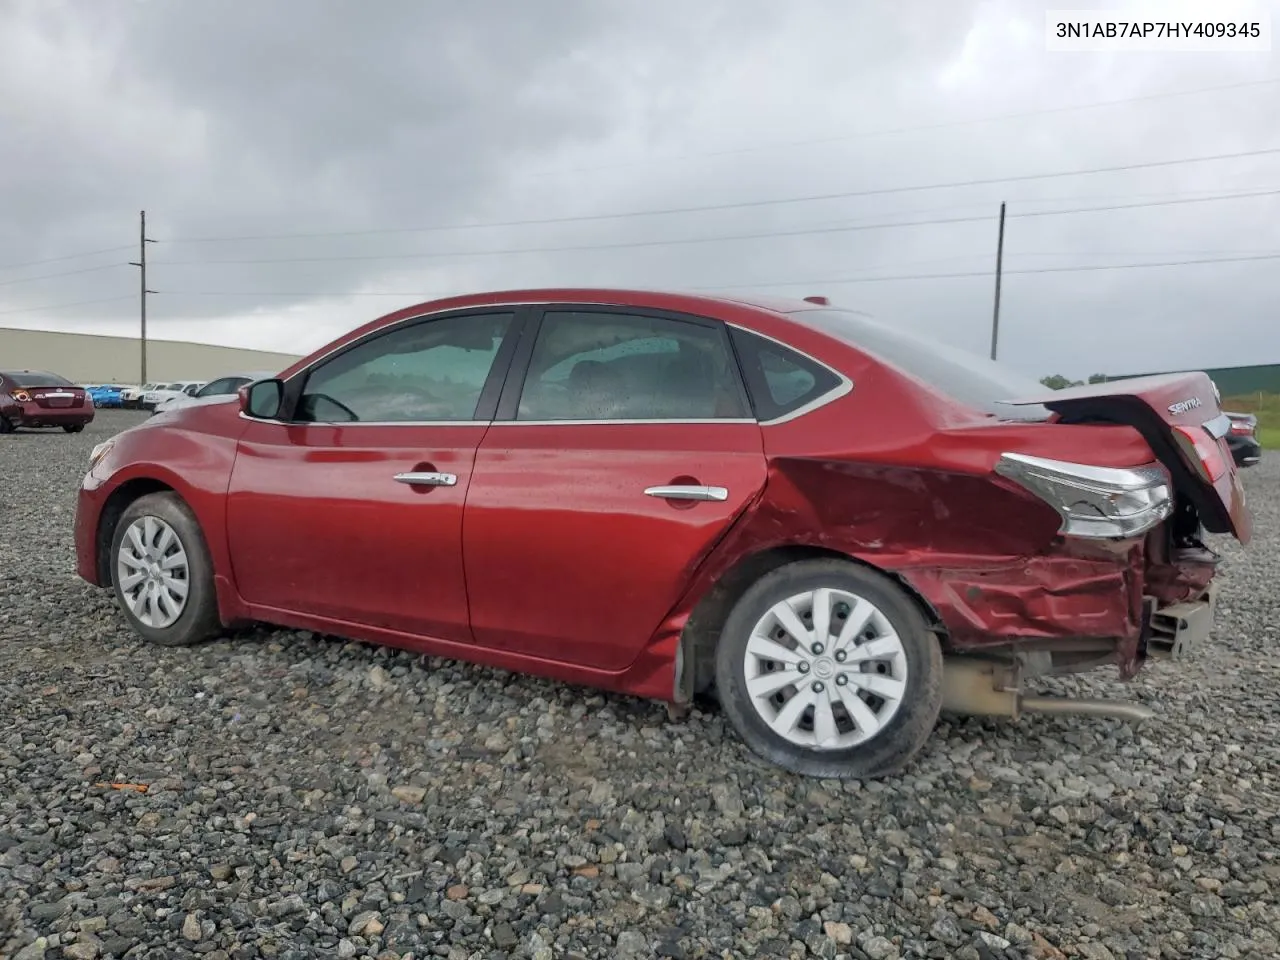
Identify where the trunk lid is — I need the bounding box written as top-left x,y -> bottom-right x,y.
1000,372 -> 1250,544
27,385 -> 86,409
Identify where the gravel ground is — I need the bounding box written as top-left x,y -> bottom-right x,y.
2,410 -> 1278,960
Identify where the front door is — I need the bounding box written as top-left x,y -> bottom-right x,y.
463,307 -> 767,672
226,309 -> 519,643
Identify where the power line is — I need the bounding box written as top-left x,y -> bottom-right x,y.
149,185 -> 1280,268
721,251 -> 1280,289
0,263 -> 126,288
0,295 -> 134,318
0,245 -> 134,273
161,145 -> 1280,244
154,243 -> 1280,301
514,77 -> 1280,179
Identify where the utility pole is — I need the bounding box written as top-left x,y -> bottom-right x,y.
989,200 -> 1006,361
128,210 -> 156,385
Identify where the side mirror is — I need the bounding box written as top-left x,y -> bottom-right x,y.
241,378 -> 284,420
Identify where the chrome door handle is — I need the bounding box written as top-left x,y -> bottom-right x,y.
644,484 -> 728,502
394,471 -> 457,487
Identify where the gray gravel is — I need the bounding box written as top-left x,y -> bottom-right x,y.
2,411 -> 1279,960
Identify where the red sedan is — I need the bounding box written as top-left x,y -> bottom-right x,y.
74,289 -> 1249,778
1,369 -> 95,433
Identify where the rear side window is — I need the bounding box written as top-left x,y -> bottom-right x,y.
729,328 -> 844,423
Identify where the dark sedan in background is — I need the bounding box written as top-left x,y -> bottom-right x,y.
0,370 -> 95,433
1225,412 -> 1262,467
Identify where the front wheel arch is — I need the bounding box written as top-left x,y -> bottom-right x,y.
96,478 -> 178,586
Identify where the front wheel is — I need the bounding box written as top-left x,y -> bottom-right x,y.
110,492 -> 221,646
715,559 -> 943,779
0,417 -> 13,434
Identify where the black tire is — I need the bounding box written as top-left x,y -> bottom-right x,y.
109,492 -> 221,646
715,559 -> 943,779
0,417 -> 13,434
63,425 -> 84,433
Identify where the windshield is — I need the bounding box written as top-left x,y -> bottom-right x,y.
4,371 -> 74,388
796,308 -> 1051,421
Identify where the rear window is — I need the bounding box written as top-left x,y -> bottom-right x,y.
796,308 -> 1051,421
3,371 -> 73,388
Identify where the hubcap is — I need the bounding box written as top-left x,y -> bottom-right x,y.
743,587 -> 909,750
116,516 -> 190,629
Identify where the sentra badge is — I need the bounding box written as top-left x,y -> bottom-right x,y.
1167,397 -> 1202,416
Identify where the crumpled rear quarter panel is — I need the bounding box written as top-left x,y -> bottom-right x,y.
674,452 -> 1148,660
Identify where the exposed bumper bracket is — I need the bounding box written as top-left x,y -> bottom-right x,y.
1146,584 -> 1217,660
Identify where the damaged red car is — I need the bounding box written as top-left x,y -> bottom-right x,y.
74,289 -> 1250,778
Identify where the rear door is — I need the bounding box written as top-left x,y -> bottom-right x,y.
1003,372 -> 1251,543
462,306 -> 766,671
226,308 -> 522,642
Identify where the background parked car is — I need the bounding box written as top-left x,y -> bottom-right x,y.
141,380 -> 205,411
0,369 -> 95,433
84,384 -> 125,408
152,371 -> 278,416
119,383 -> 156,409
1225,411 -> 1262,467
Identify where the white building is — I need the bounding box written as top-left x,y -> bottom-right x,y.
0,326 -> 301,384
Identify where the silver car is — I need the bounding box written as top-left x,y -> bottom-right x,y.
151,372 -> 279,416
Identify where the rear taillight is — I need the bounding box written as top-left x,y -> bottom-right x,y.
1172,425 -> 1228,483
1230,420 -> 1256,436
995,453 -> 1173,540
12,390 -> 30,402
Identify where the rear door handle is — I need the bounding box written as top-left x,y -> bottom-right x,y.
394,471 -> 457,487
644,484 -> 728,502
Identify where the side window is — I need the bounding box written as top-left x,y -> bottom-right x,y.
197,378 -> 235,397
297,312 -> 513,423
729,327 -> 844,422
517,311 -> 748,421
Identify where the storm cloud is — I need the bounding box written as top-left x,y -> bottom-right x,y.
1,0 -> 1277,380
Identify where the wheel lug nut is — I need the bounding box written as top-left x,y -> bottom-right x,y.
834,650 -> 847,662
836,674 -> 848,686
812,681 -> 825,693
811,642 -> 825,655
797,662 -> 810,674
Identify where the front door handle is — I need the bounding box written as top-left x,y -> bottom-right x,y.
644,484 -> 728,502
394,471 -> 457,487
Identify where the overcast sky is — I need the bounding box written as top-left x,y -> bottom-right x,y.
1,0 -> 1277,379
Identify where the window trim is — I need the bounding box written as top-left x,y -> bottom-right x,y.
238,299 -> 852,428
493,304 -> 756,425
268,306 -> 528,426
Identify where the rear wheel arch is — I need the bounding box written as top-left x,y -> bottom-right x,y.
678,544 -> 947,698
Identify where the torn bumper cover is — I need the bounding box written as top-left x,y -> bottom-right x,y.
907,555 -> 1143,646
903,551 -> 1216,680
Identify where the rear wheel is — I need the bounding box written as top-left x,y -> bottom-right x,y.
63,424 -> 84,433
110,492 -> 220,646
715,559 -> 942,779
